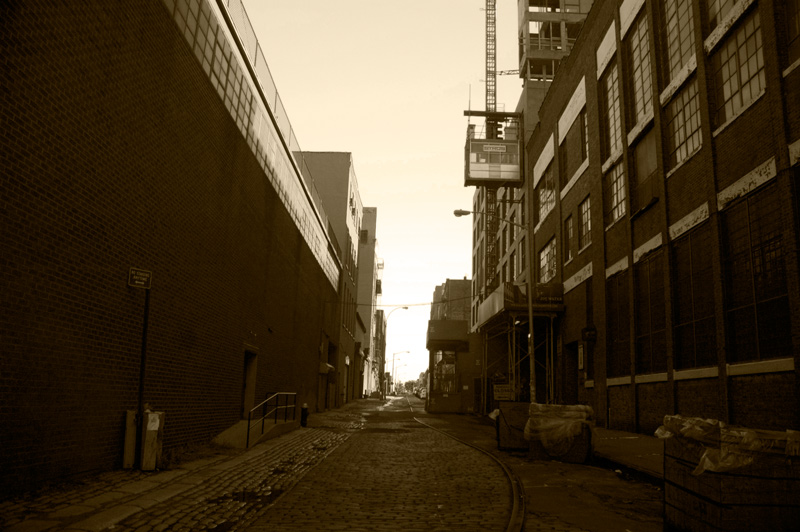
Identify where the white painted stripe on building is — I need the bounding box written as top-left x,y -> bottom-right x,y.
607,376 -> 632,386
619,0 -> 645,38
533,133 -> 555,188
605,256 -> 629,278
717,157 -> 776,210
674,367 -> 719,381
558,77 -> 586,144
633,233 -> 662,263
564,262 -> 593,294
727,358 -> 794,376
559,158 -> 589,200
704,0 -> 756,54
669,202 -> 709,240
659,53 -> 696,106
596,21 -> 617,79
635,372 -> 668,383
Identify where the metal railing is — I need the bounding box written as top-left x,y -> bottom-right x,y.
246,392 -> 297,447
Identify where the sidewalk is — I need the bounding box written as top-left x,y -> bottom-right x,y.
592,427 -> 664,483
0,405 -> 367,532
416,410 -> 664,484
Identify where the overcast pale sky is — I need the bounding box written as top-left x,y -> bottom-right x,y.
242,0 -> 522,383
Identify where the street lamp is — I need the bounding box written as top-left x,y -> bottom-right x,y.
391,351 -> 410,395
382,307 -> 408,397
453,207 -> 537,404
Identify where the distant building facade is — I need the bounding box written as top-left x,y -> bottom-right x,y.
301,152 -> 364,408
426,278 -> 482,413
357,208 -> 383,397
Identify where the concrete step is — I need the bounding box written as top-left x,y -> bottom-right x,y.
213,418 -> 299,449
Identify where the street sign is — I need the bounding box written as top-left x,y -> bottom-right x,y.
493,384 -> 514,401
128,268 -> 152,289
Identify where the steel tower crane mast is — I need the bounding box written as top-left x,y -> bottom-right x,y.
484,0 -> 499,295
464,0 -> 522,298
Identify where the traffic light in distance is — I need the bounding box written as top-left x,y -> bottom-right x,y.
487,120 -> 503,140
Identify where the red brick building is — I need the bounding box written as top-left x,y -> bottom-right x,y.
1,0 -> 345,496
522,0 -> 800,433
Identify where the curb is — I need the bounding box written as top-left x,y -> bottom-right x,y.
414,416 -> 526,532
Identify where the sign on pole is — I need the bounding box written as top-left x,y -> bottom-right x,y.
128,268 -> 152,289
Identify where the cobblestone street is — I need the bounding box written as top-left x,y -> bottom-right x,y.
245,397 -> 512,532
1,396 -> 668,532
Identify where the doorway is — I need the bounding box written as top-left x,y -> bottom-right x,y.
241,351 -> 258,419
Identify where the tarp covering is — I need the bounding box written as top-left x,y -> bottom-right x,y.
524,403 -> 594,453
656,414 -> 800,475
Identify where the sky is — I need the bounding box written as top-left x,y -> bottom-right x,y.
242,0 -> 523,385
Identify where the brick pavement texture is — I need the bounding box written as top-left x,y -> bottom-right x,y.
246,412 -> 511,532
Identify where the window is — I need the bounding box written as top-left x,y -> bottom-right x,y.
722,183 -> 791,362
433,350 -> 457,393
626,11 -> 653,128
564,216 -> 574,262
599,62 -> 622,161
662,0 -> 696,83
539,237 -> 557,283
536,163 -> 556,224
606,270 -> 631,378
672,223 -> 717,369
578,196 -> 592,249
604,164 -> 627,225
520,237 -> 527,274
665,78 -> 702,168
711,8 -> 765,127
559,109 -> 588,188
360,229 -> 368,244
634,249 -> 667,374
631,129 -> 658,212
788,0 -> 800,66
708,0 -> 736,33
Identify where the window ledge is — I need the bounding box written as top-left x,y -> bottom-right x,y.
578,243 -> 592,255
560,159 -> 589,200
601,149 -> 624,174
674,366 -> 719,381
727,358 -> 794,376
703,0 -> 756,54
607,376 -> 632,387
584,379 -> 595,389
605,216 -> 625,232
635,372 -> 668,383
630,196 -> 659,220
784,58 -> 800,78
712,90 -> 765,138
627,111 -> 654,147
659,54 -> 697,106
564,257 -> 574,267
666,142 -> 703,179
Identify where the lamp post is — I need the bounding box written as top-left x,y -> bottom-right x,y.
391,350 -> 410,395
454,208 -> 537,404
383,307 -> 408,397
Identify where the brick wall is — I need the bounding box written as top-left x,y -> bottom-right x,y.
636,382 -> 670,434
675,379 -> 724,421
0,0 -> 337,496
729,374 -> 798,430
